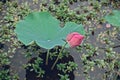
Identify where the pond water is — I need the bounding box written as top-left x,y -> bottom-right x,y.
0,0 -> 120,80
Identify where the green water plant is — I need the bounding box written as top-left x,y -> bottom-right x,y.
0,69 -> 19,80
57,61 -> 78,80
25,57 -> 45,77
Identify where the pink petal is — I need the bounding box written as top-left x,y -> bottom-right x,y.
66,32 -> 84,48
69,38 -> 81,47
66,32 -> 81,41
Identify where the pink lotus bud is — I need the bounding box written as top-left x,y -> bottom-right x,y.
66,32 -> 84,48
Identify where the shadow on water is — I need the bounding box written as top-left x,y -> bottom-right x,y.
26,51 -> 75,80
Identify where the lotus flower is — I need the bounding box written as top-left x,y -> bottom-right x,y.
66,32 -> 84,48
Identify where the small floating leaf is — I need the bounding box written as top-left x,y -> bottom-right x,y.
105,10 -> 120,27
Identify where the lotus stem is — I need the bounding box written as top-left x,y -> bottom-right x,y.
51,42 -> 67,70
46,49 -> 50,65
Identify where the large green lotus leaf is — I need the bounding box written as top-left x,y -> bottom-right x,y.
105,10 -> 120,27
15,12 -> 85,49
